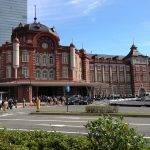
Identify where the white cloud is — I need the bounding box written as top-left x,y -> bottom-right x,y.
70,0 -> 84,4
27,0 -> 108,23
83,1 -> 100,14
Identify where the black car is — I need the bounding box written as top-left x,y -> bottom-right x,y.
66,96 -> 80,105
79,96 -> 93,105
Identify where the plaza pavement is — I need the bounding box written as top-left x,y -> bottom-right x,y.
13,100 -> 150,117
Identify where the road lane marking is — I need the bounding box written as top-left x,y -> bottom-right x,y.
0,118 -> 87,123
36,124 -> 84,128
0,127 -> 87,134
57,116 -> 98,120
129,123 -> 150,126
0,113 -> 13,117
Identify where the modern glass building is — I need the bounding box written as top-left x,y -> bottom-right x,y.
0,0 -> 27,46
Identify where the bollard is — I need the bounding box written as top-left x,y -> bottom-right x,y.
36,97 -> 40,112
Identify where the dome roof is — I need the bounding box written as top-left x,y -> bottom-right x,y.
12,22 -> 59,38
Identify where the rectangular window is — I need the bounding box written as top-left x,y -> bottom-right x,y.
105,65 -> 109,71
120,86 -> 124,95
97,72 -> 102,82
0,56 -> 1,69
105,73 -> 109,82
143,66 -> 147,71
97,65 -> 101,70
90,71 -> 94,82
90,64 -> 94,70
112,73 -> 117,82
6,51 -> 11,63
127,86 -> 132,94
22,51 -> 29,62
143,74 -> 147,81
119,72 -> 124,82
136,73 -> 140,81
126,66 -> 130,71
113,86 -> 118,94
6,66 -> 11,78
112,66 -> 116,71
22,67 -> 29,78
62,67 -> 68,78
126,74 -> 131,82
120,66 -> 124,71
0,70 -> 1,79
62,53 -> 68,64
136,65 -> 140,71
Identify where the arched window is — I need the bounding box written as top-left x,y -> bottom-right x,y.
49,69 -> 55,80
50,56 -> 54,65
42,70 -> 48,79
42,55 -> 47,65
36,70 -> 41,79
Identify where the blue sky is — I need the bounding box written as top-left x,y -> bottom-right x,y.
28,0 -> 150,56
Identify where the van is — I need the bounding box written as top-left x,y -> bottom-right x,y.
141,93 -> 150,101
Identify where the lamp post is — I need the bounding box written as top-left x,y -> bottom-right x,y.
23,75 -> 32,104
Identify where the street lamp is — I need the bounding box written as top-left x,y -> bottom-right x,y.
22,75 -> 32,104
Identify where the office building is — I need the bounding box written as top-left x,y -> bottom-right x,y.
0,0 -> 27,46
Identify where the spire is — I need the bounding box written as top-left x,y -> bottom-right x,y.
130,42 -> 137,50
34,5 -> 37,23
72,38 -> 74,44
82,42 -> 84,49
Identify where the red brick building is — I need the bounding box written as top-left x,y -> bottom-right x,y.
0,20 -> 149,101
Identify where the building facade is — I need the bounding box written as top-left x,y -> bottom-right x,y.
0,0 -> 27,46
0,19 -> 150,101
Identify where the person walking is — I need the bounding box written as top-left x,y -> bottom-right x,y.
36,96 -> 40,112
2,97 -> 8,111
23,98 -> 26,108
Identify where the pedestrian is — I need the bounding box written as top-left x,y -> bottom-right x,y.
36,96 -> 40,112
8,98 -> 13,109
23,98 -> 26,108
13,98 -> 18,108
2,97 -> 8,111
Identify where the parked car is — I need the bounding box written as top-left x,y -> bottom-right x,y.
79,96 -> 93,105
66,96 -> 81,105
141,93 -> 150,101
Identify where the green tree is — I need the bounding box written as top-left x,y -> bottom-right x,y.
85,116 -> 147,150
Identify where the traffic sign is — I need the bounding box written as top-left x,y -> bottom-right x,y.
66,85 -> 70,93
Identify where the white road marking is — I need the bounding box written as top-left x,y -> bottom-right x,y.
0,127 -> 88,134
57,116 -> 98,120
129,123 -> 150,126
17,112 -> 28,114
0,118 -> 87,122
0,113 -> 13,117
36,124 -> 84,128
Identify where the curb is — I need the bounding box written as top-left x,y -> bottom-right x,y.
29,112 -> 150,117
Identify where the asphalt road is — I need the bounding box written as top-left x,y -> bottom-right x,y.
0,105 -> 150,140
